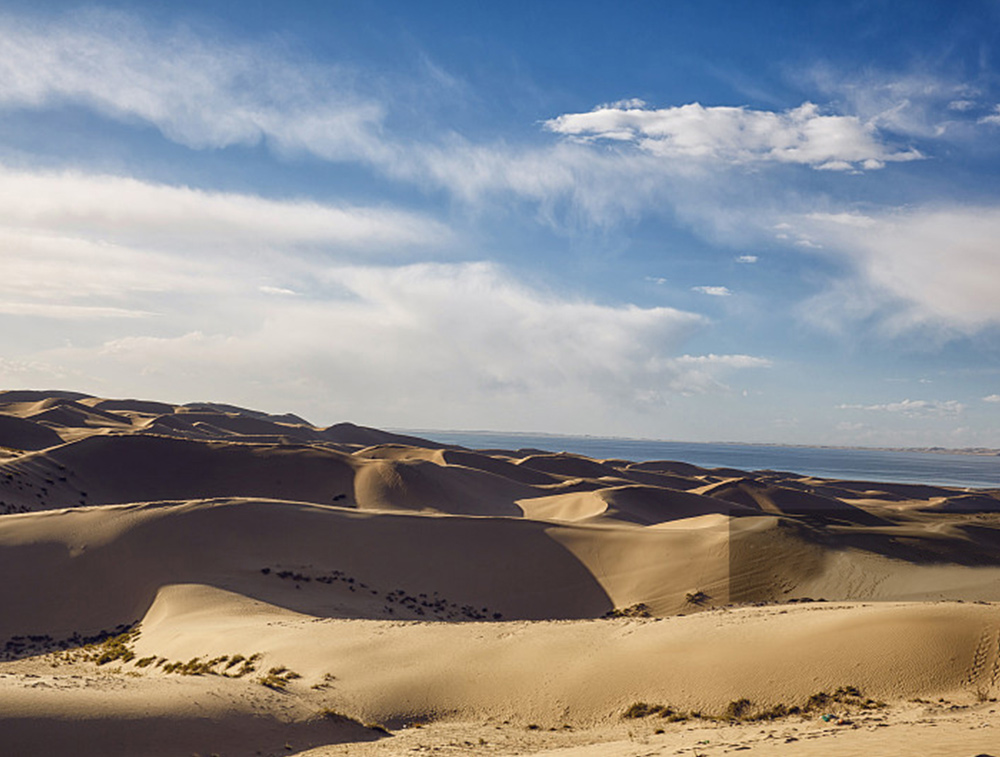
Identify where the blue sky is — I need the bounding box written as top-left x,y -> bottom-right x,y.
2,0 -> 1000,446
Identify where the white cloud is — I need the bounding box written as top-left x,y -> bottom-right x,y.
984,395 -> 1000,403
602,97 -> 648,110
692,286 -> 732,297
735,255 -> 758,264
38,262 -> 770,430
814,160 -> 855,172
674,354 -> 771,368
978,106 -> 1000,126
838,399 -> 965,417
544,101 -> 922,170
800,206 -> 1000,332
258,286 -> 298,296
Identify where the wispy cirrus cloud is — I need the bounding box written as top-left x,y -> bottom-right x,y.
0,9 -> 387,161
0,164 -> 449,252
803,67 -> 994,140
0,302 -> 154,319
0,166 -> 452,320
0,164 -> 451,321
795,206 -> 1000,333
838,399 -> 965,417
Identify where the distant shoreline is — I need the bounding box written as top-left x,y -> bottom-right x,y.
393,428 -> 1000,458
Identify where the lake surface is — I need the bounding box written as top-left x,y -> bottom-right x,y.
400,430 -> 1000,489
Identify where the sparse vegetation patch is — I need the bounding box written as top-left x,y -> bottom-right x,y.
622,685 -> 886,724
259,564 -> 504,621
604,603 -> 652,619
259,665 -> 302,690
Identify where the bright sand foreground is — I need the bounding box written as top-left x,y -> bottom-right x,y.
2,390 -> 1000,756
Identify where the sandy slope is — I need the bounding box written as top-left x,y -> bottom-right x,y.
2,390 -> 1000,756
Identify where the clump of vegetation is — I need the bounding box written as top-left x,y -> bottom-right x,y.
70,627 -> 141,666
622,684 -> 885,724
49,631 -> 265,682
724,698 -> 753,720
224,652 -> 261,678
160,655 -> 235,676
156,651 -> 261,678
684,591 -> 709,605
624,702 -> 666,719
604,603 -> 652,619
754,702 -> 794,720
803,685 -> 885,712
623,701 -> 699,722
259,665 -> 301,690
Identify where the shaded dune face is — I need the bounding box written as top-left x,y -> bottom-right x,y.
0,415 -> 64,451
2,434 -> 358,510
0,499 -> 617,641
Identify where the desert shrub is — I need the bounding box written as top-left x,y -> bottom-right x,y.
755,703 -> 793,720
259,666 -> 301,691
805,691 -> 831,710
90,629 -> 139,665
604,603 -> 653,619
623,702 -> 656,718
622,702 -> 679,719
725,698 -> 753,720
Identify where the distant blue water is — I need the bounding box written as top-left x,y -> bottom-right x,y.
402,431 -> 1000,490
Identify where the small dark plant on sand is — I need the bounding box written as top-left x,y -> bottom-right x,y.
259,665 -> 301,691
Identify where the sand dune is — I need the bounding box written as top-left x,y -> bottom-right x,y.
2,390 -> 1000,755
0,414 -> 64,451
